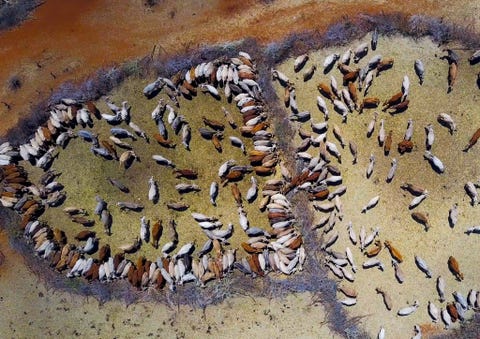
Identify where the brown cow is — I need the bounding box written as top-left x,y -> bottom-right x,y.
239,55 -> 254,68
384,130 -> 393,155
347,82 -> 358,108
359,97 -> 380,113
382,91 -> 403,111
98,244 -> 111,263
53,228 -> 67,245
238,69 -> 256,80
41,126 -> 53,143
84,262 -> 100,281
113,253 -> 124,272
342,70 -> 359,85
182,80 -> 197,95
173,169 -> 198,179
100,140 -> 119,159
71,216 -> 95,227
242,111 -> 260,125
248,151 -> 268,164
241,242 -> 262,254
463,127 -> 480,152
86,101 -> 102,120
247,254 -> 264,277
75,230 -> 96,241
317,82 -> 335,102
202,116 -> 225,130
388,100 -> 410,114
337,63 -> 358,75
222,170 -> 244,183
446,303 -> 459,322
376,58 -> 394,76
152,133 -> 175,148
268,211 -> 290,220
307,170 -> 323,182
250,122 -> 269,134
448,62 -> 458,93
398,140 -> 414,154
447,256 -> 464,281
151,220 -> 163,249
254,166 -> 275,176
212,133 -> 223,153
261,155 -> 278,168
309,188 -> 329,200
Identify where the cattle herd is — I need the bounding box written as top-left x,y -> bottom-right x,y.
270,33 -> 480,336
0,51 -> 307,293
1,30 -> 480,336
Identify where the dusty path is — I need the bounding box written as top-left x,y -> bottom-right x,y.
0,0 -> 479,138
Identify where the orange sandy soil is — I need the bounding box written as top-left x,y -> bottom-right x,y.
0,0 -> 480,138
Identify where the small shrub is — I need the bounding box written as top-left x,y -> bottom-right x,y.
408,15 -> 455,45
162,56 -> 192,77
324,21 -> 359,47
427,18 -> 453,44
264,41 -> 283,64
0,1 -> 41,31
238,37 -> 261,55
284,33 -> 301,53
48,81 -> 82,105
144,0 -> 161,8
408,15 -> 427,37
7,74 -> 22,91
1,99 -> 50,146
372,13 -> 408,36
